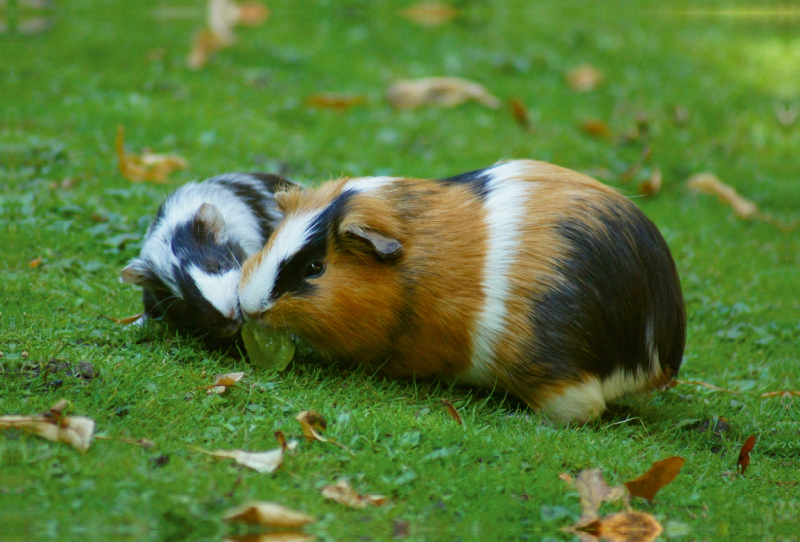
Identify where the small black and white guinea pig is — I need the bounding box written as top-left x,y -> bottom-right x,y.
238,160 -> 686,424
121,172 -> 298,342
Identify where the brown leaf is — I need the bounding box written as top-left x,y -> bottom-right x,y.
320,479 -> 387,509
29,257 -> 43,268
567,64 -> 603,92
440,398 -> 463,425
737,435 -> 756,475
574,469 -> 628,523
102,313 -> 144,325
207,372 -> 245,395
686,173 -> 759,220
509,98 -> 533,131
195,431 -> 297,473
116,126 -> 188,183
187,28 -> 228,70
559,472 -> 575,484
0,401 -> 95,452
624,456 -> 685,502
305,93 -> 367,111
596,511 -> 663,542
236,2 -> 270,26
637,167 -> 662,196
223,502 -> 316,528
295,410 -> 328,442
225,533 -> 316,542
581,119 -> 610,138
400,2 -> 458,27
387,77 -> 500,110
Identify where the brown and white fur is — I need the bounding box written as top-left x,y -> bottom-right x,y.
238,160 -> 686,424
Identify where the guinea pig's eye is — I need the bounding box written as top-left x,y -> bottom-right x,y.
305,260 -> 324,278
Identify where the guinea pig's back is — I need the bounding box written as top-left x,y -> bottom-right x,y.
467,161 -> 685,422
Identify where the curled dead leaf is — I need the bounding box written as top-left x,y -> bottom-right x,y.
295,410 -> 328,442
207,371 -> 245,395
223,501 -> 316,529
440,398 -> 463,425
624,456 -> 685,502
585,511 -> 663,542
321,479 -> 388,509
195,431 -> 297,473
581,119 -> 610,138
400,2 -> 458,27
29,257 -> 43,268
0,400 -> 95,452
187,28 -> 227,70
509,98 -> 533,131
102,313 -> 144,325
387,77 -> 500,110
574,469 -> 629,523
567,64 -> 603,92
116,126 -> 188,183
686,173 -> 759,220
236,2 -> 270,26
305,93 -> 367,111
637,167 -> 662,196
737,435 -> 756,475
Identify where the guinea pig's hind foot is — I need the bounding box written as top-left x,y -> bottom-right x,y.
536,377 -> 607,426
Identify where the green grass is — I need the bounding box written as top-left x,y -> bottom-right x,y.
1,0 -> 798,540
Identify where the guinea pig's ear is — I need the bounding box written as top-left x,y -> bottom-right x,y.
194,203 -> 226,243
121,259 -> 148,285
341,223 -> 403,262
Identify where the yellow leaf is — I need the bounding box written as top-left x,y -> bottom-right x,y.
223,502 -> 316,529
637,168 -> 662,197
116,126 -> 188,183
320,479 -> 388,509
686,173 -> 759,219
399,2 -> 458,27
295,410 -> 328,442
207,371 -> 245,395
387,77 -> 500,110
102,312 -> 144,325
195,431 -> 297,473
574,469 -> 628,523
567,64 -> 604,92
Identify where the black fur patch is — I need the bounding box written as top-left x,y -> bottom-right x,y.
246,172 -> 296,194
520,199 -> 685,385
270,191 -> 354,300
214,175 -> 282,242
436,168 -> 491,199
170,218 -> 245,275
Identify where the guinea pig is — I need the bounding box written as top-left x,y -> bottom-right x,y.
121,172 -> 298,343
238,160 -> 685,424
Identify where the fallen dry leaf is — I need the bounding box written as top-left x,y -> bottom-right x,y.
624,456 -> 685,502
387,77 -> 500,110
207,371 -> 245,395
196,431 -> 297,473
116,126 -> 188,183
737,435 -> 756,475
760,390 -> 800,398
208,0 -> 240,45
574,469 -> 629,523
567,64 -> 603,92
440,398 -> 463,425
686,173 -> 759,220
320,479 -> 388,509
102,312 -> 144,325
509,98 -> 533,131
0,400 -> 95,452
399,1 -> 458,27
581,119 -> 611,138
29,257 -> 43,268
223,501 -> 316,529
236,2 -> 270,26
305,93 -> 367,111
295,410 -> 328,442
573,511 -> 663,542
559,472 -> 575,484
187,28 -> 227,70
637,167 -> 662,196
225,533 -> 316,542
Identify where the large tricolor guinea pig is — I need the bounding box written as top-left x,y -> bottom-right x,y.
121,172 -> 297,343
238,160 -> 685,424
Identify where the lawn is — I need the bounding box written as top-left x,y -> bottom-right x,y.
1,0 -> 798,540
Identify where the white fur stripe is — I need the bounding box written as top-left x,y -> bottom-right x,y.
461,162 -> 530,386
189,266 -> 241,318
239,209 -> 323,316
543,378 -> 606,425
345,176 -> 398,194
